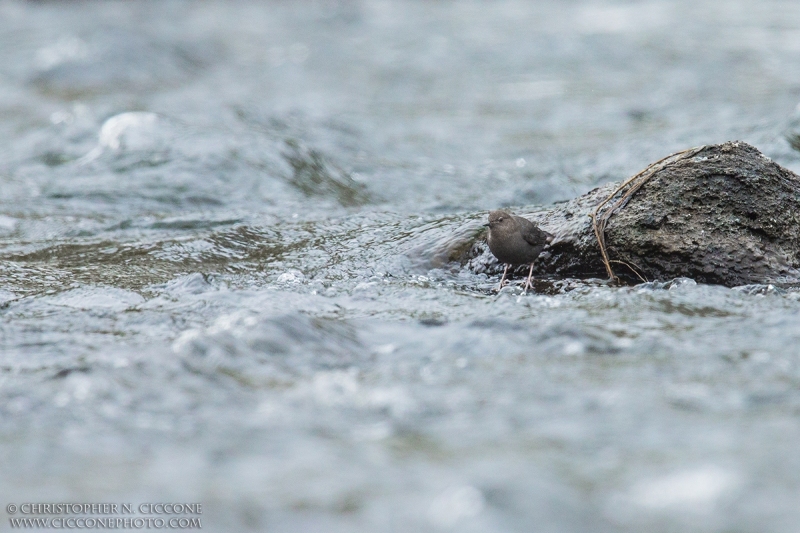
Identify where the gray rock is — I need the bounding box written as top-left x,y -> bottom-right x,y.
466,142 -> 800,287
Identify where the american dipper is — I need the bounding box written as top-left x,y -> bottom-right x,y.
484,210 -> 553,294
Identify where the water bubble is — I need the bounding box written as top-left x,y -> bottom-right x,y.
77,111 -> 170,165
49,110 -> 73,125
0,215 -> 18,233
628,466 -> 738,510
375,344 -> 396,355
563,341 -> 585,356
428,485 -> 485,528
99,112 -> 160,151
276,270 -> 305,284
35,36 -> 89,70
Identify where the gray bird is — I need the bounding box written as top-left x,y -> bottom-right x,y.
484,210 -> 553,294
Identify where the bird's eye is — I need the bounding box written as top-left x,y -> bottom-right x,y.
498,217 -> 503,222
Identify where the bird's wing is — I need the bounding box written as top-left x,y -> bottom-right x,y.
516,216 -> 553,246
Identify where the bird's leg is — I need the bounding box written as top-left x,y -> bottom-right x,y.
497,264 -> 510,292
522,263 -> 535,295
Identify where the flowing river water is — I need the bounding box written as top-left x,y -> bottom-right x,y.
2,1 -> 800,531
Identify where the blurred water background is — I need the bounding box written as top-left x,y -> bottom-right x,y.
2,1 -> 800,531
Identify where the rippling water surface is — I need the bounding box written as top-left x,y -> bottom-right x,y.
2,1 -> 800,531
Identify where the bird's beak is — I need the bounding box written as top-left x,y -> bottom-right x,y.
483,223 -> 490,227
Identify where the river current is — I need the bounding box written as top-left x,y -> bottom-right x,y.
2,1 -> 800,531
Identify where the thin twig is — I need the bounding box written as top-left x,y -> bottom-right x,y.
609,260 -> 647,283
590,146 -> 706,282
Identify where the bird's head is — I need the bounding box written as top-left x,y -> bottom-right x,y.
484,210 -> 513,230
